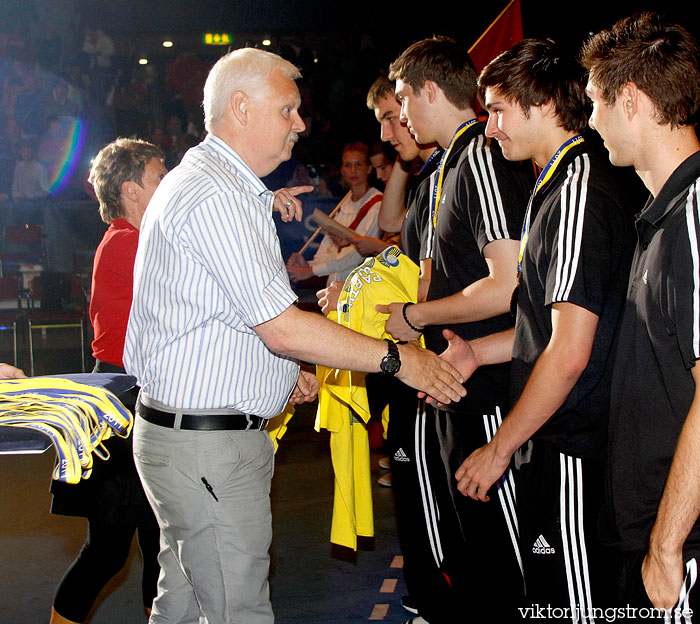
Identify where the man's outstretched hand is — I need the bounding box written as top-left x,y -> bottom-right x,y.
439,329 -> 481,380
419,329 -> 480,405
396,340 -> 466,406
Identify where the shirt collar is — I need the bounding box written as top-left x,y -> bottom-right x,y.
203,134 -> 273,201
110,217 -> 137,231
442,120 -> 484,168
640,150 -> 700,226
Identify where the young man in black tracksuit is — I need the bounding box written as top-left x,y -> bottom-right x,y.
582,13 -> 700,620
380,36 -> 531,623
440,39 -> 634,620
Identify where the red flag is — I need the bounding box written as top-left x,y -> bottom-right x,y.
469,0 -> 523,73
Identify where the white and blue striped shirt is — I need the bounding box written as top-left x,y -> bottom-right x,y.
123,134 -> 299,416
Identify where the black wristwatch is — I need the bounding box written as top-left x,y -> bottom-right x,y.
380,339 -> 401,375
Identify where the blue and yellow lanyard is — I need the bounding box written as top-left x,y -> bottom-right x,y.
0,378 -> 132,483
430,119 -> 479,228
518,134 -> 584,274
419,147 -> 442,176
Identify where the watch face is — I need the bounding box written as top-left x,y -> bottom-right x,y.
381,354 -> 401,375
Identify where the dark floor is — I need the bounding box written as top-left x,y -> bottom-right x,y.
0,348 -> 413,624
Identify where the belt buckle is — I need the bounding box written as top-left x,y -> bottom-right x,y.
245,415 -> 266,431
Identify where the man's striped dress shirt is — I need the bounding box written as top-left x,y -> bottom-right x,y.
124,134 -> 299,417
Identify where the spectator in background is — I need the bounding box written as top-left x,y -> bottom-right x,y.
82,27 -> 114,72
164,114 -> 190,169
82,26 -> 114,105
0,118 -> 21,201
369,141 -> 395,188
44,80 -> 81,123
66,63 -> 89,103
14,69 -> 46,140
149,124 -> 168,153
12,140 -> 48,201
285,162 -> 325,196
286,141 -> 386,286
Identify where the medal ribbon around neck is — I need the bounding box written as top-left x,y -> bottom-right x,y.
419,147 -> 442,175
431,119 -> 479,228
517,134 -> 584,274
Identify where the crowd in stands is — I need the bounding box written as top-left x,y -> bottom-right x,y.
0,7 -> 396,204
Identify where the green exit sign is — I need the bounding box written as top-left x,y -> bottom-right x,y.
203,32 -> 232,45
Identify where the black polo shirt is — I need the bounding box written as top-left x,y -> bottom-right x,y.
511,142 -> 634,459
400,150 -> 441,265
604,151 -> 700,552
423,121 -> 531,411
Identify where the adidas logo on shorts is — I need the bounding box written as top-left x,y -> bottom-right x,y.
532,535 -> 555,555
393,448 -> 410,462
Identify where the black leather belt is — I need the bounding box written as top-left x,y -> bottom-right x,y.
137,402 -> 267,431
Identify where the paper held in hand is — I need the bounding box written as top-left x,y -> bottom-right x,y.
310,208 -> 359,243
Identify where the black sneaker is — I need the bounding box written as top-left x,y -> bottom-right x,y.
401,594 -> 418,615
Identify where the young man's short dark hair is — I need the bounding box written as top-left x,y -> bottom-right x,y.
369,141 -> 394,160
478,38 -> 589,134
366,75 -> 396,110
388,36 -> 478,110
580,11 -> 700,127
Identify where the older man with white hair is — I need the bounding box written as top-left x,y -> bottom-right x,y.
123,48 -> 465,624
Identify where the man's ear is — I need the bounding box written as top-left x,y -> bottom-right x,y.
230,91 -> 250,126
423,80 -> 437,103
539,100 -> 556,120
620,82 -> 639,119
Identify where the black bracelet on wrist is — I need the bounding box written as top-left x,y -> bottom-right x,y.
402,302 -> 423,333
